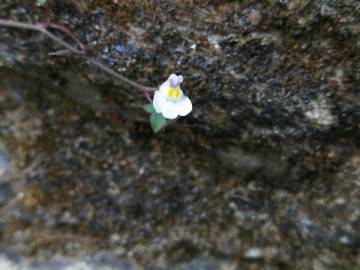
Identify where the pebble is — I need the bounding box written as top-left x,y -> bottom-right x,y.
243,247 -> 263,259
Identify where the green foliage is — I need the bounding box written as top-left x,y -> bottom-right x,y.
143,103 -> 167,133
143,104 -> 156,114
150,113 -> 167,133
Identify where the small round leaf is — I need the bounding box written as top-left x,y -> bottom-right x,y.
143,103 -> 156,114
150,113 -> 167,133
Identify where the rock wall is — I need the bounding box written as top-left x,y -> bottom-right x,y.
0,0 -> 360,269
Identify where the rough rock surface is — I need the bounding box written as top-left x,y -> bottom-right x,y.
0,0 -> 360,269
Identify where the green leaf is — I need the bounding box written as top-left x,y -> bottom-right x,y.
150,113 -> 167,133
143,103 -> 156,114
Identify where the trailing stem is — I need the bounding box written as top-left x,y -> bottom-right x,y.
0,19 -> 156,94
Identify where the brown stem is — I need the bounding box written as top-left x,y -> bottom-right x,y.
88,58 -> 156,92
0,19 -> 156,92
47,23 -> 86,52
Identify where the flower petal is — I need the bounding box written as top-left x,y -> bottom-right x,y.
159,80 -> 170,96
177,96 -> 192,116
169,74 -> 177,81
178,75 -> 183,84
161,100 -> 179,119
152,90 -> 162,113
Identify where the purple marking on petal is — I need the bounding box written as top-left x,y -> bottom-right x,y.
170,79 -> 175,88
168,74 -> 183,88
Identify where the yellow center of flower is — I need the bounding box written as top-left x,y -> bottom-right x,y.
167,87 -> 181,101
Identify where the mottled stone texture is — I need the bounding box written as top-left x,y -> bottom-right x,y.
0,0 -> 360,269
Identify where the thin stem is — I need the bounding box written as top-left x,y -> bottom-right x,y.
48,23 -> 86,52
88,58 -> 156,92
0,19 -> 155,92
0,19 -> 84,54
143,89 -> 153,103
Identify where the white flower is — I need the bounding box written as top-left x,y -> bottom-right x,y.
153,74 -> 192,119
